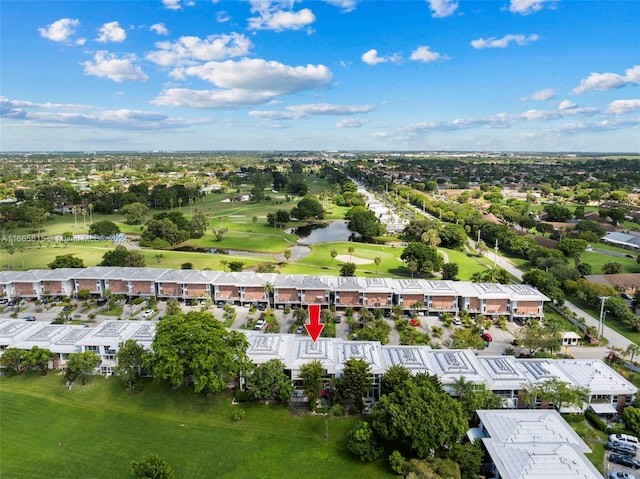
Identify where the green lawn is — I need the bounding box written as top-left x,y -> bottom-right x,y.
0,373 -> 393,479
566,295 -> 640,345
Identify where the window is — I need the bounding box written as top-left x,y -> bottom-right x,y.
86,345 -> 99,353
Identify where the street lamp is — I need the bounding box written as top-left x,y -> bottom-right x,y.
598,296 -> 608,341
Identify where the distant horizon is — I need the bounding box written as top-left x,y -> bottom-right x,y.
1,149 -> 639,156
2,1 -> 639,151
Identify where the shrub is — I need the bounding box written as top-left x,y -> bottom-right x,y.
562,413 -> 586,424
231,408 -> 246,422
330,404 -> 345,416
585,409 -> 606,431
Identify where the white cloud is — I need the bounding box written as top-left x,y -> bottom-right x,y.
146,33 -> 252,67
150,23 -> 169,36
471,33 -> 540,49
153,59 -> 333,109
82,51 -> 149,83
361,49 -> 401,65
38,18 -> 81,43
521,88 -> 555,101
410,46 -> 446,63
0,96 -> 199,131
572,65 -> 640,94
247,1 -> 316,31
509,0 -> 552,15
558,99 -> 576,110
152,88 -> 277,109
217,11 -> 231,23
427,0 -> 458,18
607,99 -> 640,115
96,21 -> 126,43
249,103 -> 375,120
162,0 -> 194,10
323,0 -> 357,13
337,118 -> 368,128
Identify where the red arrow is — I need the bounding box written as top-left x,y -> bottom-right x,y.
305,304 -> 324,342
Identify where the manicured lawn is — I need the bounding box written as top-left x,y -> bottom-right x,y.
570,420 -> 607,474
581,250 -> 640,274
0,373 -> 393,479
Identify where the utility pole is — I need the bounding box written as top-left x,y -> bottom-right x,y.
598,296 -> 608,341
493,239 -> 499,268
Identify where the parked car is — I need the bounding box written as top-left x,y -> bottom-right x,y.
62,305 -> 72,312
96,297 -> 108,306
610,434 -> 640,448
609,472 -> 636,479
140,309 -> 154,319
334,316 -> 341,323
254,319 -> 266,330
621,293 -> 634,301
216,301 -> 226,308
453,317 -> 462,326
410,318 -> 419,327
609,454 -> 640,469
23,315 -> 36,321
295,325 -> 304,334
607,440 -> 637,456
481,332 -> 493,342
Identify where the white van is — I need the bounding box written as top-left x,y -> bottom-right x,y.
609,433 -> 640,448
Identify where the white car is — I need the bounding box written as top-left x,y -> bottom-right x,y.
140,309 -> 154,319
609,472 -> 636,479
254,319 -> 266,330
610,433 -> 640,448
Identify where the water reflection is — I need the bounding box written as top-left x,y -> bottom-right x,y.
287,220 -> 358,245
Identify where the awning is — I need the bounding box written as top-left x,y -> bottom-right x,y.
589,403 -> 618,415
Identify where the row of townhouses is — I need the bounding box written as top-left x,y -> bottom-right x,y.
0,267 -> 549,319
1,318 -> 635,416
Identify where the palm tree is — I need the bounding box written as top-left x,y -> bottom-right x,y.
81,208 -> 87,228
407,261 -> 417,278
284,249 -> 292,263
348,246 -> 354,262
88,203 -> 94,225
374,257 -> 381,274
220,259 -> 228,272
263,281 -> 274,309
476,239 -> 488,257
330,249 -> 338,265
6,245 -> 15,269
18,246 -> 25,270
71,207 -> 78,229
626,343 -> 640,364
154,253 -> 164,264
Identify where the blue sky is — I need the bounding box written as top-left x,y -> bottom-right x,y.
1,0 -> 639,152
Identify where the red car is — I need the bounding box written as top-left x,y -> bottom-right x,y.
481,332 -> 493,342
410,318 -> 419,327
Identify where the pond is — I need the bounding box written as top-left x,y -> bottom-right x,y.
287,220 -> 358,245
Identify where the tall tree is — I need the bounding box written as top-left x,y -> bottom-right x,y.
369,377 -> 468,458
24,346 -> 54,375
0,347 -> 25,376
246,358 -> 293,403
299,360 -> 324,408
65,351 -> 100,385
114,339 -> 150,391
152,311 -> 250,394
339,357 -> 372,413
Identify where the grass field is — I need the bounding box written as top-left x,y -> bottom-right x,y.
0,373 -> 393,479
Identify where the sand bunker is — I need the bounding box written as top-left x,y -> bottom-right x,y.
335,254 -> 373,265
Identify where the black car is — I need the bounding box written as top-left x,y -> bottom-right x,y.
607,440 -> 637,456
609,454 -> 640,469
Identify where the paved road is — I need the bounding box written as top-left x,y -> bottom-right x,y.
471,240 -> 634,351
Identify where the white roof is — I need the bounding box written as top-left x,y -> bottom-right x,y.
478,410 -> 602,479
556,359 -> 637,396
